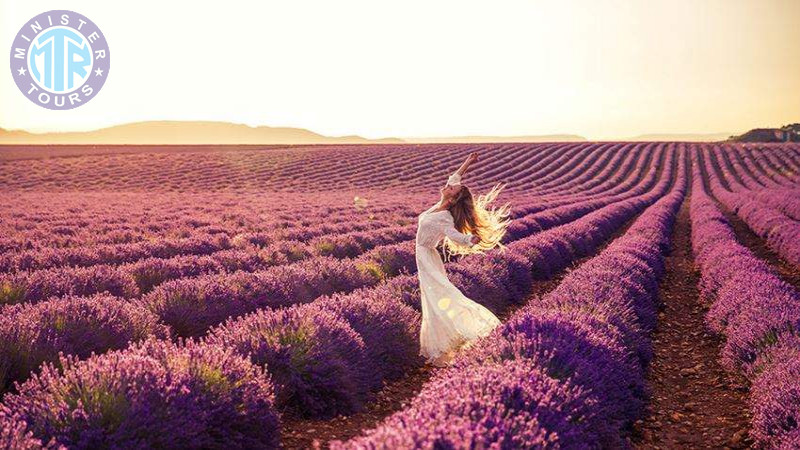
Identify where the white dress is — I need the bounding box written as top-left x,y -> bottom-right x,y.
415,174 -> 502,366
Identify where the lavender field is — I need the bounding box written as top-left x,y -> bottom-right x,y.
1,142 -> 799,449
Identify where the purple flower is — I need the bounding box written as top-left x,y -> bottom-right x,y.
330,359 -> 603,449
0,294 -> 170,393
1,339 -> 279,449
205,303 -> 369,418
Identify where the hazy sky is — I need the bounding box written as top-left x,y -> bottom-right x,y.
2,0 -> 799,139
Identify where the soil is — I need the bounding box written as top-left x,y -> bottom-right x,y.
280,364 -> 436,449
631,194 -> 752,449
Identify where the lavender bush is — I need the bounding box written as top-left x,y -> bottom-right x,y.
0,293 -> 170,393
0,339 -> 279,449
205,303 -> 370,418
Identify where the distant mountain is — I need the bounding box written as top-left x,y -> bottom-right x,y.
0,121 -> 591,145
1,121 -> 760,145
624,132 -> 734,142
0,121 -> 405,145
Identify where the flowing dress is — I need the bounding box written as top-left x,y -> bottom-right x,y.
415,200 -> 502,366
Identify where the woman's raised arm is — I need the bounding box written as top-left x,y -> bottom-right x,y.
455,152 -> 479,178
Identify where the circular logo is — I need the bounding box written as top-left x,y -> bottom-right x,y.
9,10 -> 110,110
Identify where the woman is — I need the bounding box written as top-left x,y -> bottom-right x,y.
415,151 -> 512,367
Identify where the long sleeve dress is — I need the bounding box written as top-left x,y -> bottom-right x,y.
415,175 -> 502,366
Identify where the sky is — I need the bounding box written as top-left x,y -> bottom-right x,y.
1,0 -> 799,140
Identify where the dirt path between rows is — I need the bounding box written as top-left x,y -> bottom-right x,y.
632,193 -> 752,449
720,206 -> 800,292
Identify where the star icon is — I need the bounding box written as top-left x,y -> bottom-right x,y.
94,68 -> 103,76
17,67 -> 26,76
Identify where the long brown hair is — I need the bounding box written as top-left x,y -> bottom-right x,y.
442,182 -> 511,260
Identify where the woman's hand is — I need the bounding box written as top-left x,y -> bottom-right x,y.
468,152 -> 479,163
470,235 -> 481,245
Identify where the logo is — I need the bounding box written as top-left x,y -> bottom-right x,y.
9,10 -> 110,110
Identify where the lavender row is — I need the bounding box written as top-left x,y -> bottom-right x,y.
713,144 -> 799,194
729,144 -> 800,185
723,145 -> 780,189
711,144 -> 767,191
506,144 -> 664,244
0,233 -> 234,274
689,151 -> 800,449
0,338 -> 281,449
0,294 -> 171,393
738,188 -> 800,221
717,145 -> 800,220
735,146 -> 791,187
535,142 -> 658,204
0,231 -> 415,395
730,145 -> 793,190
732,145 -> 800,189
702,148 -> 800,267
513,143 -> 611,193
514,142 -> 649,208
533,143 -> 633,196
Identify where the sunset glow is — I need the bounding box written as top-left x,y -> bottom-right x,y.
2,0 -> 798,139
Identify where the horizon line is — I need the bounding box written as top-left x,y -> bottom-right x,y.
0,119 -> 747,142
